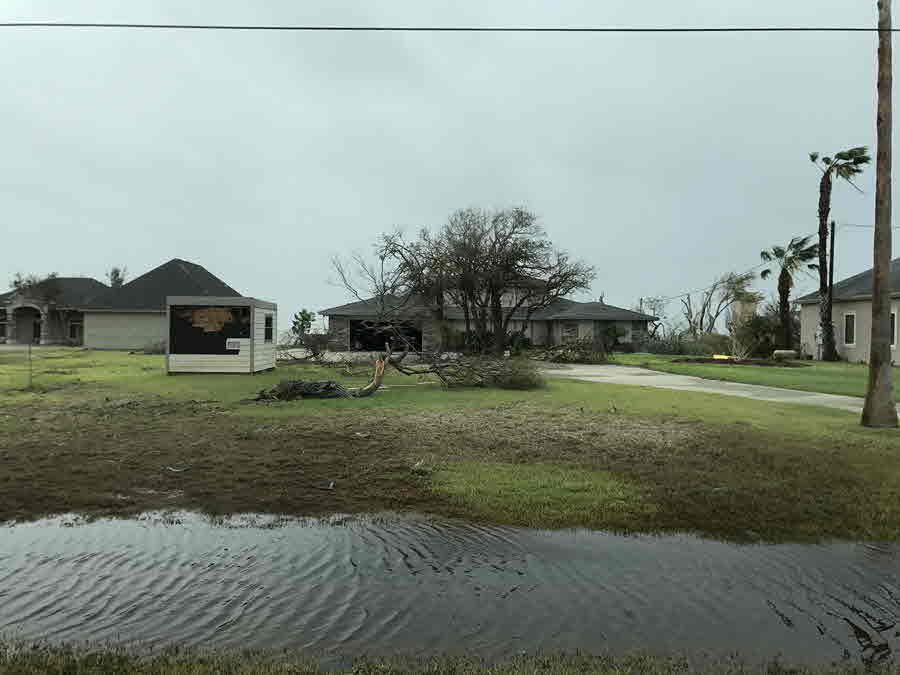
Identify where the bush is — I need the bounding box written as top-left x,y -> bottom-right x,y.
142,340 -> 166,354
487,358 -> 545,390
695,332 -> 730,355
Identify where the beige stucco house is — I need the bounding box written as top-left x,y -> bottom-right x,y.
797,257 -> 899,363
0,259 -> 242,350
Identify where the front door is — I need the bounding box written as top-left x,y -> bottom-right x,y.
33,319 -> 42,344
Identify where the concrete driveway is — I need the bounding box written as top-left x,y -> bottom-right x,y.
545,363 -> 899,415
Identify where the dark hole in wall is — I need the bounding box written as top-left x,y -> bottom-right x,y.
170,306 -> 251,355
349,320 -> 421,351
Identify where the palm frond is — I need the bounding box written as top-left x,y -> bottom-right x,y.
809,152 -> 820,163
823,156 -> 833,165
771,246 -> 786,259
788,235 -> 814,250
760,268 -> 772,280
760,250 -> 774,263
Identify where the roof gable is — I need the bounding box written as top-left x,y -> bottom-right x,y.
796,257 -> 900,303
1,277 -> 109,308
84,259 -> 241,310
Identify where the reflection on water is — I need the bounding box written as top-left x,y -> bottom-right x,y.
1,513 -> 899,666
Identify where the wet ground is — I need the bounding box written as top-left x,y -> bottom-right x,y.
2,513 -> 899,667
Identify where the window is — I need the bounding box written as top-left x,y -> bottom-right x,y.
0,309 -> 5,339
892,312 -> 896,348
264,315 -> 274,343
844,313 -> 856,346
68,322 -> 82,340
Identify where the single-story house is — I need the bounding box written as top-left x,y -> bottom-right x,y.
797,257 -> 899,362
0,259 -> 242,350
320,292 -> 658,352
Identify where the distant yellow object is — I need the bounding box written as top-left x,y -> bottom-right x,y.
712,354 -> 732,360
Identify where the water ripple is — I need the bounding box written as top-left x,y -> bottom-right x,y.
1,514 -> 899,666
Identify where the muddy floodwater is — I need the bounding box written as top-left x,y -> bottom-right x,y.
1,513 -> 899,667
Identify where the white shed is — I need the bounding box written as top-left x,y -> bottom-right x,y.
165,296 -> 277,374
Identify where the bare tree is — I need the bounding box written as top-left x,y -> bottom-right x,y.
11,272 -> 61,302
379,228 -> 451,353
441,207 -> 595,355
641,296 -> 673,338
863,0 -> 899,427
106,266 -> 127,288
680,272 -> 759,337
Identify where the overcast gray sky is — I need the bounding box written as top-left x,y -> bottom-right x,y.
2,1 -> 895,327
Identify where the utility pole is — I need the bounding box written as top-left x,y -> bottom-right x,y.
862,0 -> 899,427
828,221 -> 836,304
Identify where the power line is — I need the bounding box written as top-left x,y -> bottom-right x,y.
0,22 -> 898,32
838,222 -> 900,229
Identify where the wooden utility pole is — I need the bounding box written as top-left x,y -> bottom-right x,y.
862,0 -> 899,427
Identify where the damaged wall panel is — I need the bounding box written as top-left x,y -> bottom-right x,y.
165,296 -> 277,374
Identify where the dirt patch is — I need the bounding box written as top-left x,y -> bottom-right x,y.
0,394 -> 885,540
672,358 -> 811,368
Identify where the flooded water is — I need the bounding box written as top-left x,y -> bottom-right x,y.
2,513 -> 899,667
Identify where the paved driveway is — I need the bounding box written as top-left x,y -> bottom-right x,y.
545,363 -> 900,415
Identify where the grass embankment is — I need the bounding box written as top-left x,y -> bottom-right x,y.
1,348 -> 899,541
616,352 -> 900,401
0,645 -> 891,675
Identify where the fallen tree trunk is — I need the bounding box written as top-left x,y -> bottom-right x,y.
254,355 -> 387,401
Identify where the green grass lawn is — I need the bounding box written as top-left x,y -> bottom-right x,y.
2,348 -> 899,541
615,352 -> 900,401
0,643 -> 889,675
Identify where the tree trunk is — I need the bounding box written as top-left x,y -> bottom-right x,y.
863,0 -> 899,427
430,305 -> 446,354
778,268 -> 793,350
491,300 -> 505,357
817,171 -> 838,360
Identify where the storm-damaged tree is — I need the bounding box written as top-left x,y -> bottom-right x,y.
680,271 -> 759,338
759,236 -> 819,350
440,207 -> 595,356
809,146 -> 870,360
106,266 -> 127,289
335,207 -> 594,357
378,228 -> 452,353
11,272 -> 61,303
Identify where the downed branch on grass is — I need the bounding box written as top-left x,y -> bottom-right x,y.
388,348 -> 544,390
254,356 -> 387,401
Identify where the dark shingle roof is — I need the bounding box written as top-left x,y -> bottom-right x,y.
320,294 -> 431,319
84,259 -> 241,310
536,301 -> 657,322
796,257 -> 900,304
321,295 -> 656,322
0,277 -> 109,308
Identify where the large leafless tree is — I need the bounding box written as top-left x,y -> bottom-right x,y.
680,271 -> 758,338
332,207 -> 595,356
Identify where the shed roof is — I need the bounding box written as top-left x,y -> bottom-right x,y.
796,257 -> 900,304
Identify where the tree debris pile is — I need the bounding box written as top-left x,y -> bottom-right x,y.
532,338 -> 610,364
255,359 -> 386,401
255,379 -> 355,401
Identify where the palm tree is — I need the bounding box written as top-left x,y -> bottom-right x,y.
760,236 -> 819,350
809,147 -> 870,360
